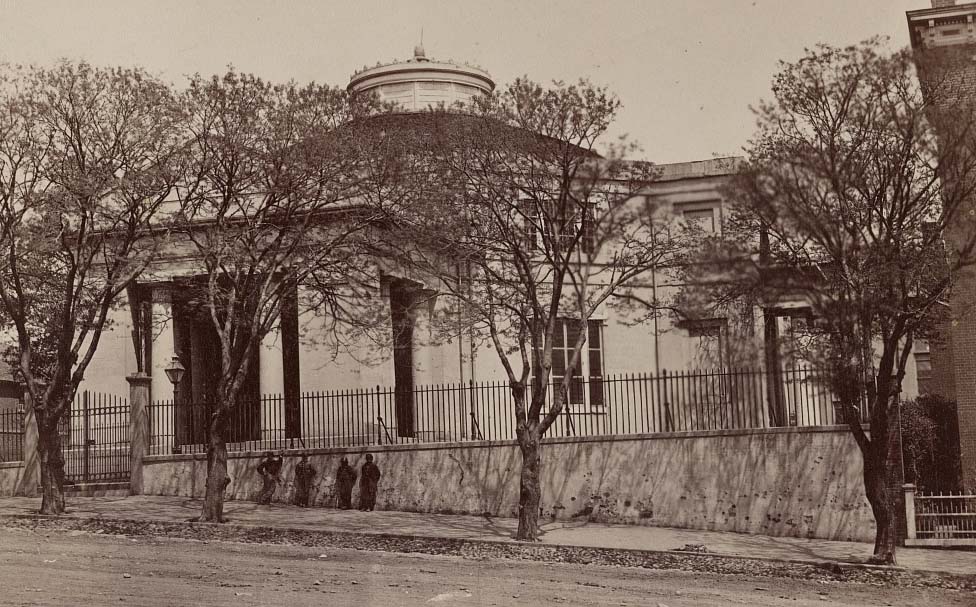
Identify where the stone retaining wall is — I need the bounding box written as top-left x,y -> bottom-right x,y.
142,426 -> 874,542
0,461 -> 23,496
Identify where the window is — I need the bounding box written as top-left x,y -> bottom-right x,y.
520,198 -> 538,251
586,320 -> 604,405
554,203 -> 596,255
546,318 -> 605,406
775,307 -> 815,365
683,208 -> 717,233
580,203 -> 596,254
675,201 -> 720,235
520,201 -> 597,255
915,341 -> 933,395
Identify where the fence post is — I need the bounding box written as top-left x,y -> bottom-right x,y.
82,391 -> 90,482
903,483 -> 917,541
16,387 -> 40,497
127,374 -> 152,495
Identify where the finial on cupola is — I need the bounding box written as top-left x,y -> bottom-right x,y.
414,27 -> 429,62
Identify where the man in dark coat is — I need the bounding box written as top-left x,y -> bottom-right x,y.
294,454 -> 316,507
335,457 -> 357,509
256,450 -> 284,505
358,453 -> 381,512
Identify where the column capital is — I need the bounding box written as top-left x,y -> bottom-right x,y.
126,373 -> 152,386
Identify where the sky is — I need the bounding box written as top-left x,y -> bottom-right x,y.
0,0 -> 929,164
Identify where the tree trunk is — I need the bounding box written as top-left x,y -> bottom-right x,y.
516,427 -> 542,541
38,422 -> 66,515
200,413 -> 229,523
863,449 -> 897,564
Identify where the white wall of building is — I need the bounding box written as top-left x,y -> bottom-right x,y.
74,159 -> 920,451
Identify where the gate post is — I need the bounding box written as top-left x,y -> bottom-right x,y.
127,374 -> 151,495
903,483 -> 917,541
16,388 -> 40,497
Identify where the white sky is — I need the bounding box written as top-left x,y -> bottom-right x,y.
0,0 -> 927,164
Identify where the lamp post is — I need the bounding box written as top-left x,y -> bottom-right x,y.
164,356 -> 185,454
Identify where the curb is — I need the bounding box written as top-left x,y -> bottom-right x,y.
1,513 -> 974,591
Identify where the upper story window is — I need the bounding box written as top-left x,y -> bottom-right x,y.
520,198 -> 538,251
679,205 -> 719,234
521,199 -> 597,255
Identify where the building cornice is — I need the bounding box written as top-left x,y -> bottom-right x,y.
348,60 -> 494,94
907,2 -> 976,49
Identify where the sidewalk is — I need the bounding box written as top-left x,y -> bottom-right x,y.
0,495 -> 973,577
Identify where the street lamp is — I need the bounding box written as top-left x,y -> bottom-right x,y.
164,355 -> 185,388
164,356 -> 185,454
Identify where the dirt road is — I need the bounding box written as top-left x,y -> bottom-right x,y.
0,527 -> 969,606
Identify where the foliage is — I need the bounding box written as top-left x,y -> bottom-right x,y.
901,394 -> 961,492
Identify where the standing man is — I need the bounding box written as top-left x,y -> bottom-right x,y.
256,450 -> 284,505
359,453 -> 381,512
335,457 -> 357,510
294,454 -> 317,507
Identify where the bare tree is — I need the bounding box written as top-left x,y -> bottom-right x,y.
176,71 -> 384,522
375,80 -> 686,540
681,40 -> 976,563
0,62 -> 185,513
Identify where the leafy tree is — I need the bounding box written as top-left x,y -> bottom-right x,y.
682,40 -> 976,563
176,71 -> 384,522
901,394 -> 961,493
375,80 -> 686,540
0,61 -> 185,513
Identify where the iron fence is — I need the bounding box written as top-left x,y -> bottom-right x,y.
59,391 -> 130,484
0,408 -> 24,462
911,491 -> 976,544
148,365 -> 856,454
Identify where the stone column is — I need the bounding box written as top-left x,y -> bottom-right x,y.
16,388 -> 39,497
127,374 -> 152,495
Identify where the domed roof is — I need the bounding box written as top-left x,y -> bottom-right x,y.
348,48 -> 495,112
344,110 -> 601,162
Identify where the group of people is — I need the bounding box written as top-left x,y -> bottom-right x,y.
255,451 -> 381,511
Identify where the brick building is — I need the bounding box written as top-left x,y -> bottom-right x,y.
907,0 -> 976,491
